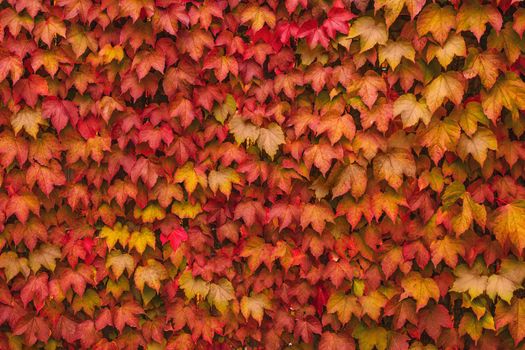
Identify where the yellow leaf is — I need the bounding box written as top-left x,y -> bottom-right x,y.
240,293 -> 272,325
240,4 -> 276,31
422,72 -> 466,112
378,40 -> 415,70
257,123 -> 285,160
207,279 -> 235,314
393,93 -> 432,128
128,228 -> 156,254
228,114 -> 260,146
174,162 -> 208,194
457,128 -> 497,165
481,72 -> 525,123
348,17 -> 388,53
401,272 -> 440,311
451,262 -> 489,299
426,34 -> 466,68
464,48 -> 506,89
490,200 -> 525,253
208,167 -> 241,198
418,117 -> 461,164
106,250 -> 135,279
100,223 -> 130,250
373,148 -> 416,190
456,0 -> 502,41
417,4 -> 456,45
179,270 -> 210,301
134,259 -> 168,293
326,292 -> 362,324
133,204 -> 166,223
11,107 -> 47,139
171,201 -> 202,219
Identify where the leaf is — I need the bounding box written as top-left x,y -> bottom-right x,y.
300,201 -> 335,233
481,73 -> 525,123
29,244 -> 61,273
401,272 -> 440,311
174,162 -> 208,194
257,123 -> 285,160
352,325 -> 388,350
208,167 -> 241,198
450,262 -> 489,299
331,163 -> 367,199
459,312 -> 495,343
11,107 -> 47,139
495,298 -> 525,345
240,4 -> 276,31
228,114 -> 260,145
348,17 -> 388,52
456,1 -> 502,41
100,223 -> 130,250
489,201 -> 525,253
418,117 -> 461,164
240,293 -> 272,325
422,72 -> 466,112
105,250 -> 135,279
487,23 -> 525,63
378,40 -> 416,70
457,128 -> 497,165
207,279 -> 235,313
393,94 -> 432,128
128,228 -> 156,254
417,4 -> 456,45
326,292 -> 361,324
179,270 -> 210,301
426,34 -> 466,68
134,259 -> 168,293
463,48 -> 506,90
373,148 -> 416,190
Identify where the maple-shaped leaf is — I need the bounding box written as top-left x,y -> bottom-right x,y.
26,160 -> 66,195
456,1 -> 502,41
13,315 -> 51,346
171,201 -> 203,219
128,228 -> 156,255
378,40 -> 415,70
179,270 -> 210,301
100,223 -> 130,250
393,94 -> 432,128
112,299 -> 143,333
174,162 -> 208,194
106,250 -> 135,279
315,112 -> 356,145
374,0 -> 425,27
487,23 -> 525,63
450,262 -> 489,299
176,29 -> 214,61
359,290 -> 388,322
0,51 -> 24,83
240,4 -> 276,31
108,179 -> 138,208
207,279 -> 235,314
352,324 -> 388,350
373,148 -> 416,190
348,16 -> 388,53
326,292 -> 361,324
427,34 -> 467,68
418,117 -> 461,164
457,128 -> 497,165
463,48 -> 506,90
489,200 -> 525,253
29,244 -> 61,273
481,73 -> 525,123
134,259 -> 168,293
303,141 -> 344,176
301,201 -> 335,233
160,227 -> 188,251
495,298 -> 525,345
422,72 -> 466,112
486,259 -> 525,303
0,130 -> 28,167
331,163 -> 367,199
240,292 -> 272,325
20,273 -> 48,312
120,0 -> 154,22
416,4 -> 456,45
72,289 -> 101,318
6,191 -> 40,224
319,331 -> 355,350
257,123 -> 285,160
417,304 -> 453,341
33,16 -> 66,47
401,272 -> 440,311
0,252 -> 30,281
453,102 -> 490,137
430,236 -> 465,268
459,312 -> 496,344
67,24 -> 98,57
203,51 -> 239,82
131,50 -> 166,80
11,107 -> 47,139
133,204 -> 166,223
228,114 -> 260,145
208,167 -> 241,198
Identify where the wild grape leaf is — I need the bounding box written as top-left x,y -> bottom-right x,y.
128,228 -> 156,254
393,94 -> 432,128
489,200 -> 525,253
417,4 -> 456,45
11,107 -> 47,139
373,148 -> 416,190
456,1 -> 502,41
495,298 -> 525,345
481,73 -> 525,123
179,271 -> 210,301
257,123 -> 285,160
422,72 -> 466,112
457,128 -> 497,165
208,167 -> 241,198
426,34 -> 467,68
326,292 -> 361,324
134,259 -> 168,293
207,279 -> 235,314
105,250 -> 135,279
401,272 -> 440,311
240,293 -> 272,325
348,17 -> 388,53
378,40 -> 415,70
